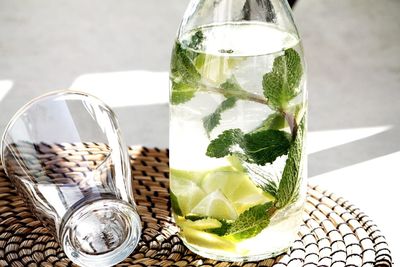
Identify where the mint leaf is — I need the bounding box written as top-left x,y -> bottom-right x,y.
220,76 -> 248,98
225,202 -> 274,240
170,192 -> 183,216
170,43 -> 201,105
183,30 -> 205,51
171,81 -> 198,105
206,129 -> 244,158
243,129 -> 291,165
263,48 -> 303,109
171,43 -> 200,85
206,128 -> 290,166
203,97 -> 237,136
253,112 -> 286,132
184,215 -> 231,236
185,215 -> 206,221
206,219 -> 231,236
276,116 -> 305,208
261,179 -> 279,198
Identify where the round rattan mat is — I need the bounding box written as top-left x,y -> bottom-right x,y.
0,145 -> 393,267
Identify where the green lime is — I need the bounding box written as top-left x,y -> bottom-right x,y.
194,54 -> 243,85
191,190 -> 238,220
226,155 -> 246,172
201,171 -> 274,214
181,226 -> 236,252
177,217 -> 222,230
170,176 -> 206,215
170,168 -> 208,185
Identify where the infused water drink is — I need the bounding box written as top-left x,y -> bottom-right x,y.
169,21 -> 307,261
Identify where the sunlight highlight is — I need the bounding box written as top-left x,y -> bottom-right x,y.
71,71 -> 169,108
0,80 -> 14,102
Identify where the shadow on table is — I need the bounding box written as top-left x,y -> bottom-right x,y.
309,126 -> 400,177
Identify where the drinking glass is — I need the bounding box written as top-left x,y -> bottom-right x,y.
169,0 -> 307,261
1,91 -> 141,267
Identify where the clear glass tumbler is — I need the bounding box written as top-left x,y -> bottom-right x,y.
169,0 -> 307,261
1,91 -> 141,267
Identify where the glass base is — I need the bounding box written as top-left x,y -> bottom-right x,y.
61,199 -> 141,267
182,239 -> 290,262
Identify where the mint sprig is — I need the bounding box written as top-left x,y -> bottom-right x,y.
263,48 -> 303,110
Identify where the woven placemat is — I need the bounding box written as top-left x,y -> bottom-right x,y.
0,144 -> 393,267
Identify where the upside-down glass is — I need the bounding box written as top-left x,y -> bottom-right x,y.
169,0 -> 307,261
1,91 -> 141,267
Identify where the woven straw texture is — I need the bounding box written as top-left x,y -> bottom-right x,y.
0,144 -> 393,267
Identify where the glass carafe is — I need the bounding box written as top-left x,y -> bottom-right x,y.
169,0 -> 307,262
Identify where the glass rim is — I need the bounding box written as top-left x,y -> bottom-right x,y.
0,89 -> 111,167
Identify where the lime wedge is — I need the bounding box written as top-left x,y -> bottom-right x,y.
201,171 -> 243,195
170,177 -> 206,215
177,217 -> 222,230
201,171 -> 274,214
170,169 -> 207,185
226,155 -> 246,172
170,166 -> 233,185
181,227 -> 236,251
195,54 -> 244,84
191,190 -> 238,220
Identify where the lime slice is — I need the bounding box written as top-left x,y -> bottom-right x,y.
191,190 -> 238,220
195,54 -> 244,84
177,217 -> 222,230
201,171 -> 274,214
201,171 -> 243,195
170,169 -> 208,185
181,227 -> 236,252
170,166 -> 233,185
170,177 -> 206,215
226,155 -> 246,172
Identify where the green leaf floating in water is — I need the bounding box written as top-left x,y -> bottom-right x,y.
206,128 -> 290,166
276,115 -> 305,208
263,48 -> 303,110
220,76 -> 248,99
205,219 -> 231,236
170,31 -> 205,105
225,202 -> 274,240
170,80 -> 198,105
203,97 -> 237,136
183,30 -> 205,51
243,129 -> 291,165
253,112 -> 286,132
203,76 -> 264,136
206,129 -> 244,158
261,179 -> 279,198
